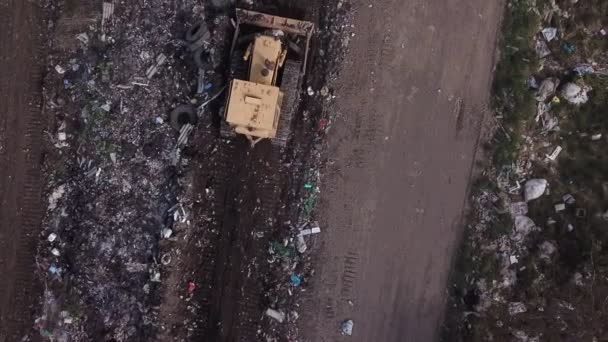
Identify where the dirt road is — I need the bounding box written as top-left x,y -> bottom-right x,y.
299,0 -> 503,340
0,1 -> 44,341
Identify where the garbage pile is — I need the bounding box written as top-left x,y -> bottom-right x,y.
35,1 -> 204,340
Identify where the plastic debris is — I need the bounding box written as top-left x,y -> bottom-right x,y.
51,248 -> 60,256
296,235 -> 307,253
146,53 -> 168,79
509,255 -> 519,264
508,302 -> 527,315
509,202 -> 528,217
307,86 -> 315,96
524,179 -> 548,201
539,241 -> 557,261
161,228 -> 173,239
573,63 -> 594,76
47,233 -> 58,243
160,253 -> 171,265
290,274 -> 301,286
151,272 -> 161,282
546,146 -> 562,161
535,39 -> 551,58
341,319 -> 354,335
562,42 -> 575,53
541,27 -> 557,42
514,216 -> 535,235
534,78 -> 559,102
591,133 -> 602,141
188,282 -> 196,295
299,225 -> 321,236
555,203 -> 566,212
76,32 -> 89,45
55,65 -> 66,74
49,265 -> 61,275
265,308 -> 285,323
562,193 -> 575,205
561,82 -> 590,105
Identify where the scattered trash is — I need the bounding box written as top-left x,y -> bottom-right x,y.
55,65 -> 66,74
304,183 -> 313,189
100,103 -> 111,112
524,179 -> 548,202
151,272 -> 161,283
575,208 -> 587,218
514,216 -> 536,237
160,253 -> 171,265
146,53 -> 168,79
508,302 -> 527,315
76,32 -> 89,45
340,319 -> 354,336
320,86 -> 330,97
161,228 -> 173,239
265,308 -> 285,323
573,63 -> 594,76
567,223 -> 575,232
299,225 -> 321,237
47,233 -> 58,243
510,202 -> 529,217
535,39 -> 551,58
188,282 -> 196,295
51,248 -> 60,257
591,133 -> 602,141
561,42 -> 576,53
290,274 -> 301,286
296,235 -> 307,253
562,193 -> 575,205
307,86 -> 315,96
534,78 -> 559,102
555,203 -> 566,212
561,82 -> 590,105
101,2 -> 115,29
546,146 -> 562,161
49,265 -> 61,275
541,27 -> 557,42
509,255 -> 519,264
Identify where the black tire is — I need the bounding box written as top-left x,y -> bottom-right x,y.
273,60 -> 302,148
193,48 -> 206,69
186,22 -> 208,43
170,104 -> 197,131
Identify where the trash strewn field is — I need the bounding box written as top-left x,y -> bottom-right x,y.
29,0 -> 350,341
444,0 -> 608,340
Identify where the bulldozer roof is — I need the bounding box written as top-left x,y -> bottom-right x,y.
225,79 -> 281,132
236,9 -> 314,37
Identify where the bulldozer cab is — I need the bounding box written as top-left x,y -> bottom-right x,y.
222,9 -> 314,147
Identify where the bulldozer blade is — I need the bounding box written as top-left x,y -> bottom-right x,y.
236,9 -> 314,38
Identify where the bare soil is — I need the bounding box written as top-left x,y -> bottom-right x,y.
298,0 -> 504,340
0,1 -> 44,341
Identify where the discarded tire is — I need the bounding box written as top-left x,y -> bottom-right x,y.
170,104 -> 197,130
186,22 -> 208,43
193,48 -> 206,69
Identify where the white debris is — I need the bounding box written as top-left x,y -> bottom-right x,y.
535,39 -> 551,58
57,132 -> 67,141
47,233 -> 58,243
307,86 -> 315,96
561,82 -> 590,105
591,133 -> 602,141
510,255 -> 519,264
76,32 -> 89,45
101,103 -> 111,112
55,65 -> 66,74
298,226 -> 321,236
510,202 -> 529,217
265,308 -> 285,323
155,117 -> 164,125
102,2 -> 115,29
508,302 -> 527,315
541,27 -> 557,42
341,319 -> 354,335
513,215 -> 536,241
48,185 -> 66,211
546,146 -> 562,161
110,152 -> 117,164
151,272 -> 161,282
524,178 -> 548,202
146,53 -> 168,79
51,248 -> 61,257
555,203 -> 566,212
161,228 -> 173,239
296,235 -> 307,253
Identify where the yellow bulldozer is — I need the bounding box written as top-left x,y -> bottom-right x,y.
220,9 -> 314,147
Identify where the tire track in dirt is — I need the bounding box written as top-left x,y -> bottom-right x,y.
0,1 -> 45,341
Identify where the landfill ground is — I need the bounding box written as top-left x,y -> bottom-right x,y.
0,0 -> 505,341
